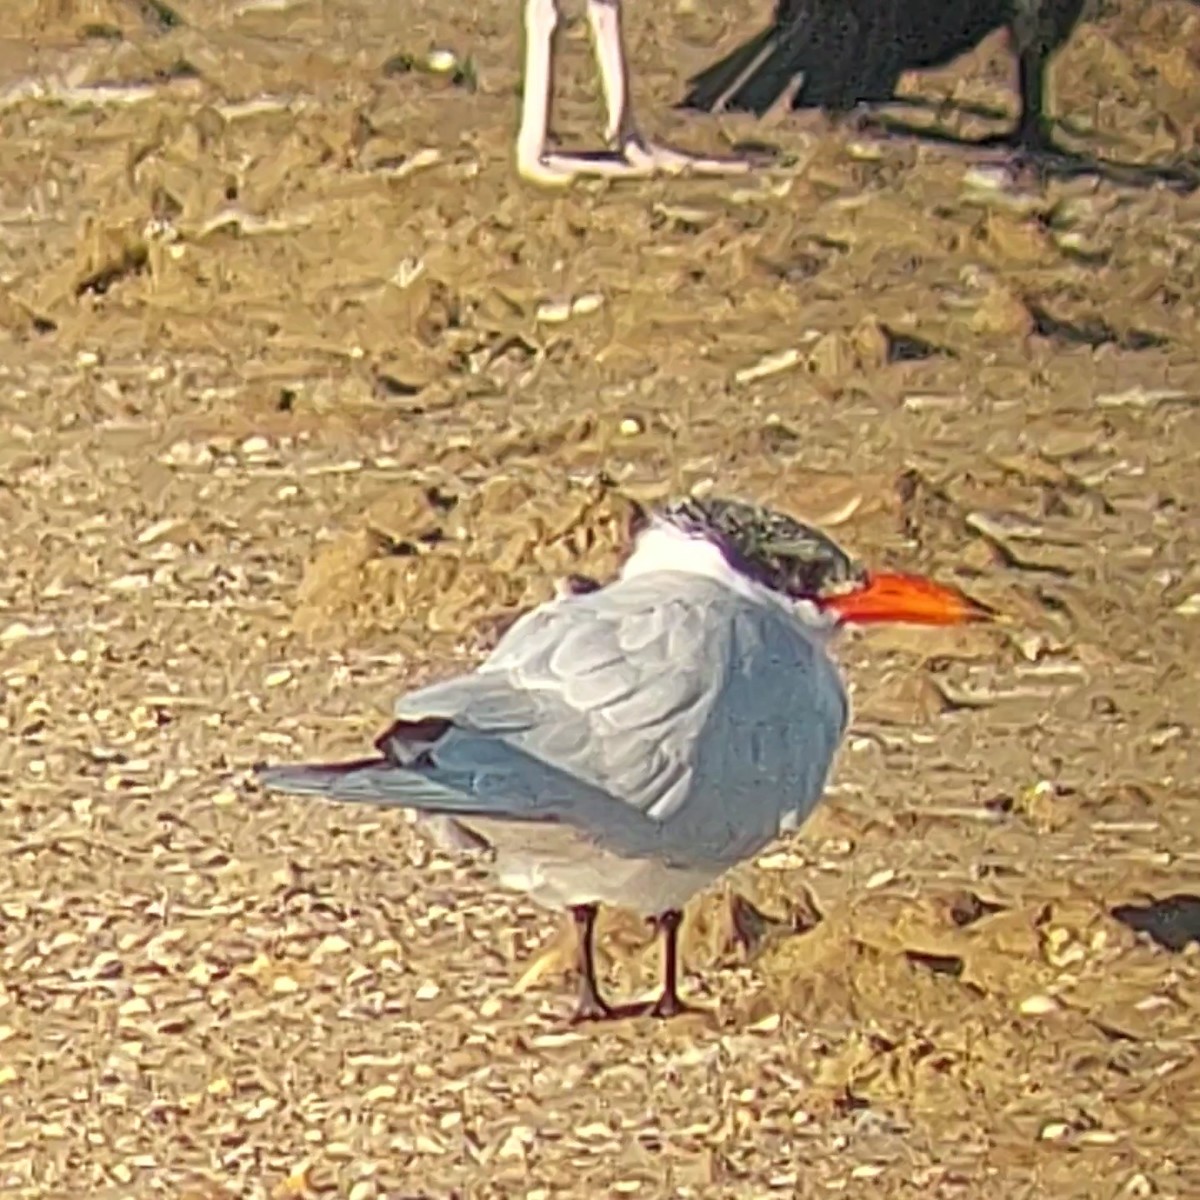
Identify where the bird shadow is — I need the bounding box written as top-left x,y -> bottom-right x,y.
861,108 -> 1200,194
715,89 -> 1200,195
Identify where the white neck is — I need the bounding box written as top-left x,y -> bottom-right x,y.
620,522 -> 834,632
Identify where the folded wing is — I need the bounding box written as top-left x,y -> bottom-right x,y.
258,574 -> 849,866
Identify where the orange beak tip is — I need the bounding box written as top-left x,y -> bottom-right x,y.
825,571 -> 1003,628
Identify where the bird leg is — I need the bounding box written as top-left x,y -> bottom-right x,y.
966,42 -> 1066,186
568,903 -> 615,1022
516,0 -> 569,185
587,0 -> 752,179
1009,47 -> 1061,156
515,0 -> 749,185
646,908 -> 698,1019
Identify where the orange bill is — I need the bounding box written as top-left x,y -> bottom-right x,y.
820,571 -> 996,626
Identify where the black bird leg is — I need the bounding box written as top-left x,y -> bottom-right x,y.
974,41 -> 1067,179
568,904 -> 701,1022
646,908 -> 697,1019
1014,48 -> 1052,151
569,903 -> 614,1023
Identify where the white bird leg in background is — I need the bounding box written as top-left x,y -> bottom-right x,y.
516,0 -> 751,186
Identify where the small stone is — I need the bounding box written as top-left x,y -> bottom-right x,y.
747,1013 -> 781,1034
245,1096 -> 279,1121
755,850 -> 807,871
278,1163 -> 311,1195
902,393 -> 967,412
188,962 -> 216,987
1078,1130 -> 1121,1146
1019,994 -> 1061,1016
571,292 -> 604,315
575,1122 -> 613,1140
108,573 -> 153,592
497,1126 -> 534,1160
851,1165 -> 886,1179
735,348 -> 801,385
314,935 -> 352,959
528,1032 -> 586,1049
535,300 -> 573,323
1039,1121 -> 1071,1141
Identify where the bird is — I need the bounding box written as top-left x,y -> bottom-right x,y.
515,0 -> 754,184
680,0 -> 1090,156
255,495 -> 993,1021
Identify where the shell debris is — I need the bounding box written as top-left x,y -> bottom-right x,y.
1,0 -> 1198,1195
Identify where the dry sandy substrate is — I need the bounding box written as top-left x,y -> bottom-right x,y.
0,1 -> 1199,1196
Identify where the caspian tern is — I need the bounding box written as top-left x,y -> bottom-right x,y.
515,0 -> 751,185
256,495 -> 991,1021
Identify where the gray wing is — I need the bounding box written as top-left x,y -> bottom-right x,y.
662,596 -> 848,862
393,576 -> 720,819
400,573 -> 848,861
263,573 -> 848,865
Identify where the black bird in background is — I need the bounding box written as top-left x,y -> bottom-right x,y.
681,0 -> 1091,154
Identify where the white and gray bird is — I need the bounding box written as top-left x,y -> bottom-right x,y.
256,496 -> 991,1020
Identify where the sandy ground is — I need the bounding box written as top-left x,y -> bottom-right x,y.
2,0 -> 1200,1197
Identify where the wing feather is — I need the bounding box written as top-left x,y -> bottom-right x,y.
268,572 -> 849,866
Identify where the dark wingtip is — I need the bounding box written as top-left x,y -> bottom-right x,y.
558,573 -> 603,597
373,718 -> 452,755
626,498 -> 651,540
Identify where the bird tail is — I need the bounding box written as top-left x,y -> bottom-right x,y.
681,2 -> 911,116
681,13 -> 870,116
680,25 -> 782,114
254,741 -> 662,860
255,758 -> 467,810
255,752 -> 591,822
